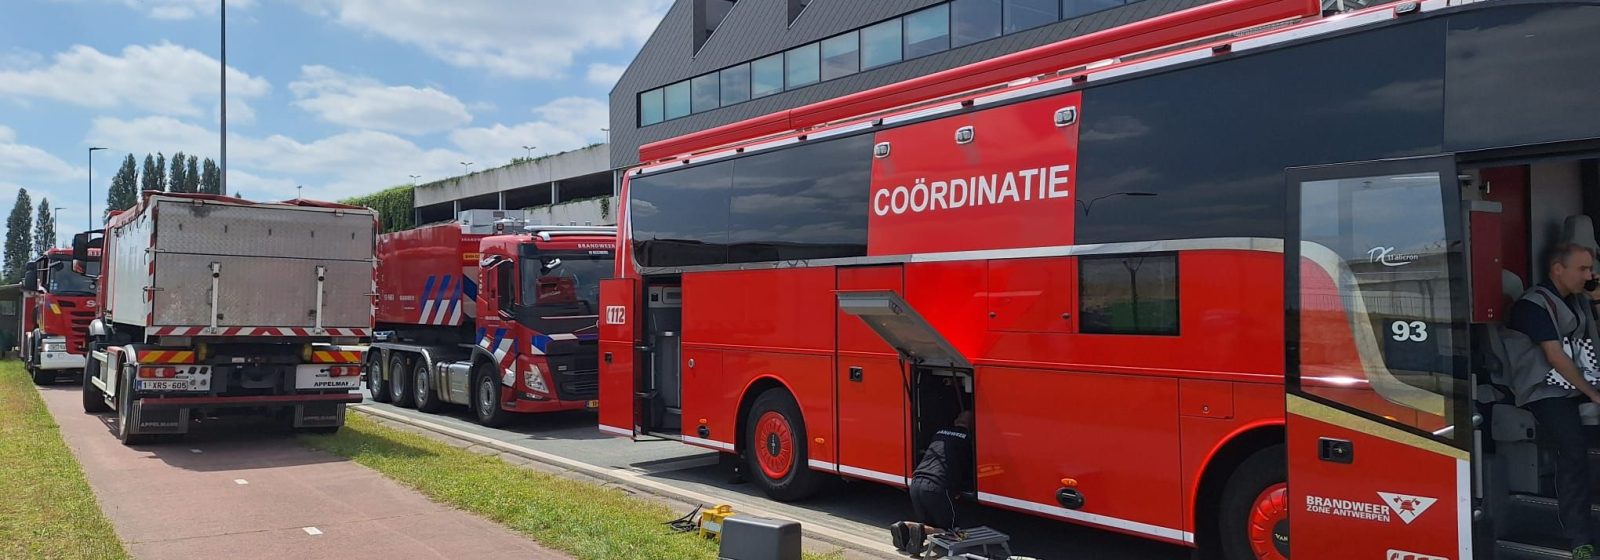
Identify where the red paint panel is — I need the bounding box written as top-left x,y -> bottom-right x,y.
598,277 -> 638,434
727,351 -> 836,467
1469,209 -> 1505,323
904,261 -> 990,362
1289,411 -> 1462,560
374,222 -> 482,326
681,347 -> 727,445
836,265 -> 908,483
682,268 -> 836,351
976,366 -> 1183,534
988,257 -> 1076,334
869,94 -> 1080,256
1480,165 -> 1530,284
983,251 -> 1283,378
1178,382 -> 1283,536
1179,379 -> 1233,419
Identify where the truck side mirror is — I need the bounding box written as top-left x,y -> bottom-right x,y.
71,230 -> 103,264
20,268 -> 37,291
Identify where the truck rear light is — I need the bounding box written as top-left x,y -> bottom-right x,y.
137,367 -> 177,379
328,365 -> 361,377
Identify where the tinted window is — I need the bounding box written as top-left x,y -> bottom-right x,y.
727,134 -> 873,263
664,81 -> 691,120
1080,254 -> 1178,335
631,135 -> 873,267
861,19 -> 903,70
785,43 -> 820,88
720,64 -> 751,105
751,53 -> 784,98
1063,0 -> 1122,18
631,163 -> 733,267
1075,20 -> 1444,244
904,4 -> 950,59
821,32 -> 860,81
692,73 -> 720,113
1445,5 -> 1600,151
640,88 -> 664,126
1004,0 -> 1058,33
952,0 -> 1002,47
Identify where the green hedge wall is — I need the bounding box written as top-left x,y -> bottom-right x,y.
341,185 -> 414,233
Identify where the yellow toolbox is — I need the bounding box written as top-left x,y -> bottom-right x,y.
698,505 -> 736,541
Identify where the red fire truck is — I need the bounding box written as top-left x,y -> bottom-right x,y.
599,0 -> 1600,558
20,248 -> 100,385
367,215 -> 614,427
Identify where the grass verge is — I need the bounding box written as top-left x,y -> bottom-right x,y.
0,361 -> 129,559
303,413 -> 844,560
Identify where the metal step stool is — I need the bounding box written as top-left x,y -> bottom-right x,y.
925,526 -> 1012,560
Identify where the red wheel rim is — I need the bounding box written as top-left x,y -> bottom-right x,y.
754,411 -> 794,480
1248,483 -> 1289,560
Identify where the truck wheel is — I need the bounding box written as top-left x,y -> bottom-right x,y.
1217,445 -> 1288,560
388,353 -> 414,408
82,360 -> 109,413
412,358 -> 441,413
743,388 -> 823,502
473,362 -> 511,428
117,367 -> 150,446
367,351 -> 391,403
31,366 -> 54,386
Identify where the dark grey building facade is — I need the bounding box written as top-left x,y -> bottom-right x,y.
610,0 -> 1219,168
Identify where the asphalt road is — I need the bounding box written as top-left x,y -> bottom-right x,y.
36,384 -> 564,560
354,390 -> 1192,560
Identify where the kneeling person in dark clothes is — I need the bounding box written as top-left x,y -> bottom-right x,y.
891,410 -> 974,556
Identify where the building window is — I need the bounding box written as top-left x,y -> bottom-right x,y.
751,53 -> 785,98
1063,0 -> 1124,18
691,73 -> 721,113
664,80 -> 691,120
720,64 -> 751,105
904,4 -> 951,59
695,0 -> 739,52
861,18 -> 903,70
787,0 -> 811,25
1079,254 -> 1179,335
0,300 -> 14,316
639,88 -> 665,126
952,0 -> 1003,47
821,31 -> 860,81
1005,0 -> 1059,33
785,42 -> 820,88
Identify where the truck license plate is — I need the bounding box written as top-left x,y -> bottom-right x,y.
587,400 -> 599,409
137,379 -> 199,391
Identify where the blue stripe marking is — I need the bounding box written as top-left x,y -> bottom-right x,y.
462,278 -> 478,300
443,276 -> 465,322
575,333 -> 599,342
435,275 -> 454,320
490,328 -> 507,353
419,275 -> 437,313
476,327 -> 487,347
531,335 -> 552,353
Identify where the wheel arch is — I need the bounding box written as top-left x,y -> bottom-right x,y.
1190,420 -> 1285,552
734,374 -> 799,456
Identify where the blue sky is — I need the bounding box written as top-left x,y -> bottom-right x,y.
0,0 -> 669,243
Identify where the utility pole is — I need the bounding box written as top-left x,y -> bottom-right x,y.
220,0 -> 228,197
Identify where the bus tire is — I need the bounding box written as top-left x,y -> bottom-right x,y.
388,352 -> 414,408
82,360 -> 109,413
743,388 -> 823,502
413,357 -> 441,413
1217,445 -> 1288,560
473,361 -> 511,428
367,351 -> 391,403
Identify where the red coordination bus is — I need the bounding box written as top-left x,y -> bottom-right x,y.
599,0 -> 1600,558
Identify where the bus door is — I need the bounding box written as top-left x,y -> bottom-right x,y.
598,277 -> 642,438
1285,156 -> 1473,560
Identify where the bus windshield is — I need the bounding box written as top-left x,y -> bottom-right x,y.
46,259 -> 99,296
520,251 -> 610,319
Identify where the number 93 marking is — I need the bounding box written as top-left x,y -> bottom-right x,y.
1391,320 -> 1428,342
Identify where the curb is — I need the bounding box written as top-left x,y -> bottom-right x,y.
349,404 -> 899,558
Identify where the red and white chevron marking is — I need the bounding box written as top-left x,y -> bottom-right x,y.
147,326 -> 373,337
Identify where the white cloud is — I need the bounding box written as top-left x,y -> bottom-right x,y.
289,66 -> 472,135
586,63 -> 626,87
449,97 -> 608,165
0,42 -> 270,119
300,0 -> 670,78
81,0 -> 256,20
0,128 -> 84,183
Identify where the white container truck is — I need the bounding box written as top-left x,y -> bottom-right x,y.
73,192 -> 377,444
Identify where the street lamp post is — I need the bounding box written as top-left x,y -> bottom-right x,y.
460,162 -> 474,175
51,208 -> 63,248
88,147 -> 107,229
408,174 -> 421,185
521,146 -> 535,160
296,185 -> 303,199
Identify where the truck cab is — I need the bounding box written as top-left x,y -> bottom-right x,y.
21,248 -> 100,385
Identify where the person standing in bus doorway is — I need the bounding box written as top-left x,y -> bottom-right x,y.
1508,242 -> 1600,559
890,410 -> 974,556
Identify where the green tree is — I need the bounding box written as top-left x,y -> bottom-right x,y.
200,158 -> 220,194
185,155 -> 200,194
141,154 -> 162,193
3,189 -> 33,283
154,152 -> 167,191
341,185 -> 415,233
168,151 -> 187,193
33,199 -> 53,258
105,154 -> 139,219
